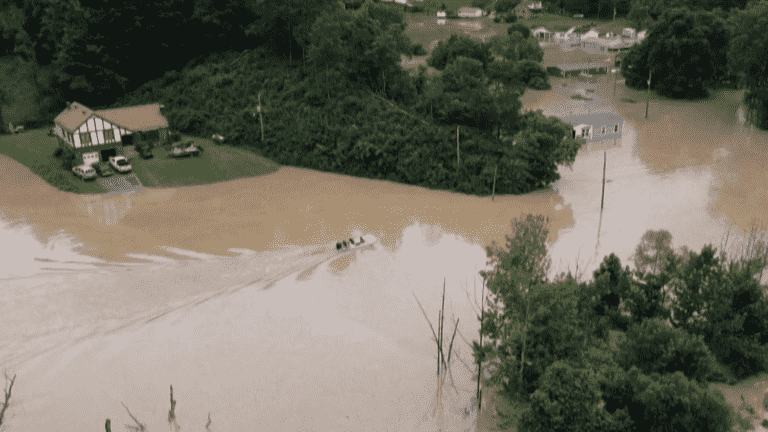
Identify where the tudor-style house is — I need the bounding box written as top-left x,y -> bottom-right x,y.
53,102 -> 169,166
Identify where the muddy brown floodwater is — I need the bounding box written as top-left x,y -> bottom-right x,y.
2,44 -> 768,431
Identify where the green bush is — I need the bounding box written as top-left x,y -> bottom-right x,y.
53,148 -> 63,158
618,318 -> 717,383
761,419 -> 768,429
496,0 -> 520,13
764,392 -> 768,411
411,43 -> 427,56
507,22 -> 531,39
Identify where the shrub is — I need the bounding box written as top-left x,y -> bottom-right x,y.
53,148 -> 63,158
496,0 -> 519,13
618,318 -> 717,383
411,43 -> 427,56
507,22 -> 531,39
761,419 -> 768,429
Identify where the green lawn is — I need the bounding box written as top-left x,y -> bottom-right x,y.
0,128 -> 102,193
0,128 -> 280,193
134,135 -> 280,188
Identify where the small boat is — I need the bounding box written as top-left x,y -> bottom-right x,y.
336,234 -> 377,252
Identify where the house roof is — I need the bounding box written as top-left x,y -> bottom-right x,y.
96,104 -> 169,132
458,6 -> 482,14
527,2 -> 542,9
54,102 -> 169,133
563,113 -> 624,127
532,27 -> 550,35
54,102 -> 94,133
558,62 -> 610,71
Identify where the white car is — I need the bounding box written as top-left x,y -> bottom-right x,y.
108,155 -> 132,173
72,164 -> 97,180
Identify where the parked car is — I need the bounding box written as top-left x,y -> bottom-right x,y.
169,141 -> 203,158
108,155 -> 132,173
72,164 -> 97,180
91,162 -> 114,177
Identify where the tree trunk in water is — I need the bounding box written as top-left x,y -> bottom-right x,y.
519,290 -> 531,389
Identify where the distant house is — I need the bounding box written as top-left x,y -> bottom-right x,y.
437,10 -> 446,17
532,27 -> 552,42
623,27 -> 637,38
557,62 -> 609,77
458,7 -> 482,17
637,30 -> 647,41
580,28 -> 600,40
514,1 -> 541,18
53,102 -> 169,166
569,114 -> 624,140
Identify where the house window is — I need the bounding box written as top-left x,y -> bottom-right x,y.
80,132 -> 92,146
103,129 -> 115,142
614,124 -> 619,133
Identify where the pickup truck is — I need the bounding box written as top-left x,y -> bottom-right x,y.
108,155 -> 132,173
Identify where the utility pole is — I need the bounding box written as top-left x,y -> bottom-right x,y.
258,92 -> 264,141
600,151 -> 606,211
457,126 -> 460,170
645,70 -> 652,119
491,165 -> 497,201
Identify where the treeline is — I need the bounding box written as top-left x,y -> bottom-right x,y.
473,215 -> 768,431
621,0 -> 768,128
108,0 -> 580,196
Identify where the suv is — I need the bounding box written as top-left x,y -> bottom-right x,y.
108,155 -> 132,173
92,162 -> 114,177
73,164 -> 97,180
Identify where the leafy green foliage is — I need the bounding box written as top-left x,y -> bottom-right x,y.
427,34 -> 493,71
578,253 -> 634,335
495,0 -> 521,13
623,8 -> 730,99
618,318 -> 717,382
636,372 -> 734,432
518,362 -> 616,432
506,22 -> 531,39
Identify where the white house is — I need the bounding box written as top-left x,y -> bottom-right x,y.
53,102 -> 169,166
532,27 -> 552,42
569,113 -> 624,140
458,7 -> 482,17
580,28 -> 600,41
637,30 -> 647,41
437,10 -> 446,17
623,27 -> 637,38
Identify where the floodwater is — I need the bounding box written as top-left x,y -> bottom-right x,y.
3,46 -> 768,431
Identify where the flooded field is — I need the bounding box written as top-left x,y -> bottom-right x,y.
2,38 -> 768,431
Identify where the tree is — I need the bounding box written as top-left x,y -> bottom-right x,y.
637,372 -> 734,432
633,229 -> 674,276
478,214 -> 553,398
729,0 -> 768,128
623,8 -> 727,99
517,362 -> 616,432
513,60 -> 549,89
486,32 -> 543,63
427,34 -> 493,71
618,318 -> 717,382
496,0 -> 521,13
580,253 -> 633,333
506,22 -> 532,39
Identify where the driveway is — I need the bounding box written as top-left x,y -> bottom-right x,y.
97,173 -> 144,194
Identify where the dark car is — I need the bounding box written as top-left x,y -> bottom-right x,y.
92,162 -> 114,177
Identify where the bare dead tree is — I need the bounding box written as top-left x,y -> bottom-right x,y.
206,412 -> 212,432
0,372 -> 16,428
122,401 -> 146,432
413,279 -> 460,428
168,385 -> 180,431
